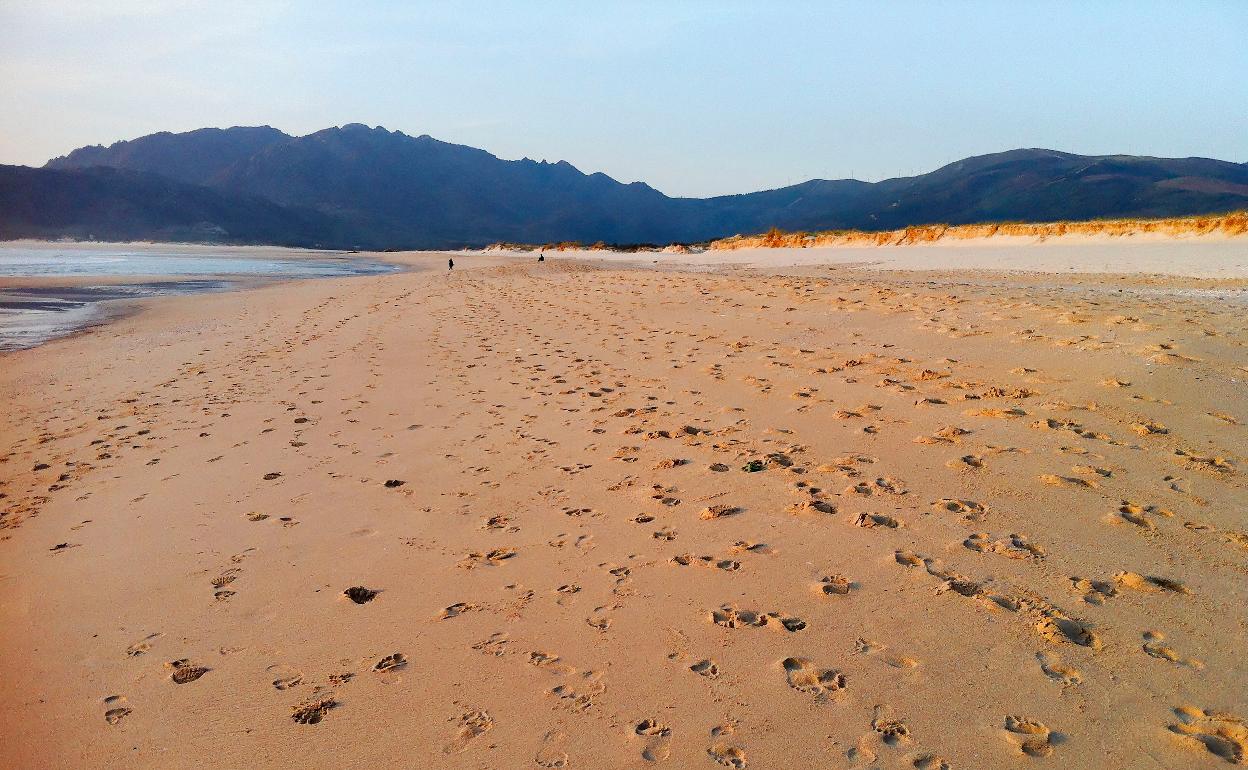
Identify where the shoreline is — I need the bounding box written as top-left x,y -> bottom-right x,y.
6,238 -> 1248,353
0,244 -> 434,352
0,238 -> 363,259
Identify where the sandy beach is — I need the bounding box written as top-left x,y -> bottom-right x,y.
1,244 -> 1246,769
533,235 -> 1248,279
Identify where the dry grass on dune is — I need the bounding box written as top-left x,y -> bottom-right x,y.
711,211 -> 1248,250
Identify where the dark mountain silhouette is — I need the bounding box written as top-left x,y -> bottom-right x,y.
9,125 -> 1247,248
47,126 -> 290,187
0,164 -> 342,246
699,149 -> 1248,235
209,124 -> 690,246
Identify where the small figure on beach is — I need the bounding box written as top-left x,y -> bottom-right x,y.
448,258 -> 454,270
538,252 -> 545,263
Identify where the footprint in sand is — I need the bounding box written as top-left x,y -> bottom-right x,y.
711,606 -> 805,632
965,532 -> 1045,559
535,730 -> 570,767
125,632 -> 163,657
1112,502 -> 1159,530
483,514 -> 512,530
911,755 -> 952,770
1035,615 -> 1102,650
1070,577 -> 1117,605
690,659 -> 720,678
700,504 -> 740,520
1003,715 -> 1057,757
894,550 -> 925,568
781,657 -> 846,695
1168,706 -> 1247,763
707,743 -> 747,768
586,614 -> 612,632
443,709 -> 494,754
527,651 -> 566,669
948,454 -> 984,470
1114,571 -> 1190,595
459,548 -> 518,569
853,638 -> 885,656
934,498 -> 986,521
473,633 -> 510,657
847,739 -> 876,766
267,664 -> 304,690
1142,631 -> 1204,669
636,719 -> 673,762
373,652 -> 407,673
166,659 -> 209,684
439,602 -> 479,620
548,670 -> 607,712
885,654 -> 919,669
103,695 -> 132,725
853,512 -> 900,529
291,696 -> 336,725
815,574 -> 853,596
1036,651 -> 1082,686
208,568 -> 239,592
1039,473 -> 1098,489
871,705 -> 911,746
788,499 -> 836,516
343,586 -> 379,604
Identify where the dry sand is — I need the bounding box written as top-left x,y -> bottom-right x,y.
536,236 -> 1248,279
1,246 -> 1246,769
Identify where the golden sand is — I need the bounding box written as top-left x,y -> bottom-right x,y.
710,212 -> 1248,250
1,251 -> 1245,768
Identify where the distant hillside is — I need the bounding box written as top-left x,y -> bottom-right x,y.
209,124 -> 690,247
700,149 -> 1248,235
46,126 -> 290,187
0,165 -> 344,247
11,125 -> 1248,248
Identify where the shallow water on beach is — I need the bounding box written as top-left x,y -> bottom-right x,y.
0,243 -> 400,351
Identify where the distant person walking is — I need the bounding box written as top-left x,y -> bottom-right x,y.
448,257 -> 454,270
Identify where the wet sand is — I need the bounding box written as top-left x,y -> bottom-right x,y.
1,246 -> 1245,769
0,242 -> 401,350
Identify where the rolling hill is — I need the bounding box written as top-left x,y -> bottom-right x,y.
4,125 -> 1243,248
0,164 -> 342,246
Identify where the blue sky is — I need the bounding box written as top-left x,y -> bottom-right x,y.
2,1 -> 1245,197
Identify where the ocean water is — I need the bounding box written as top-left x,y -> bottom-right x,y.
0,243 -> 401,351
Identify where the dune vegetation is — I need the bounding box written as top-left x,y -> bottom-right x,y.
709,211 -> 1248,250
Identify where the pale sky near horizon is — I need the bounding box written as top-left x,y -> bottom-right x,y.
1,0 -> 1245,198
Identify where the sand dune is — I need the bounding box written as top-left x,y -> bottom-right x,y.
710,212 -> 1248,249
1,249 -> 1245,768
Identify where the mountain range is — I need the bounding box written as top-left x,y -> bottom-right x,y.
1,123 -> 1245,249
